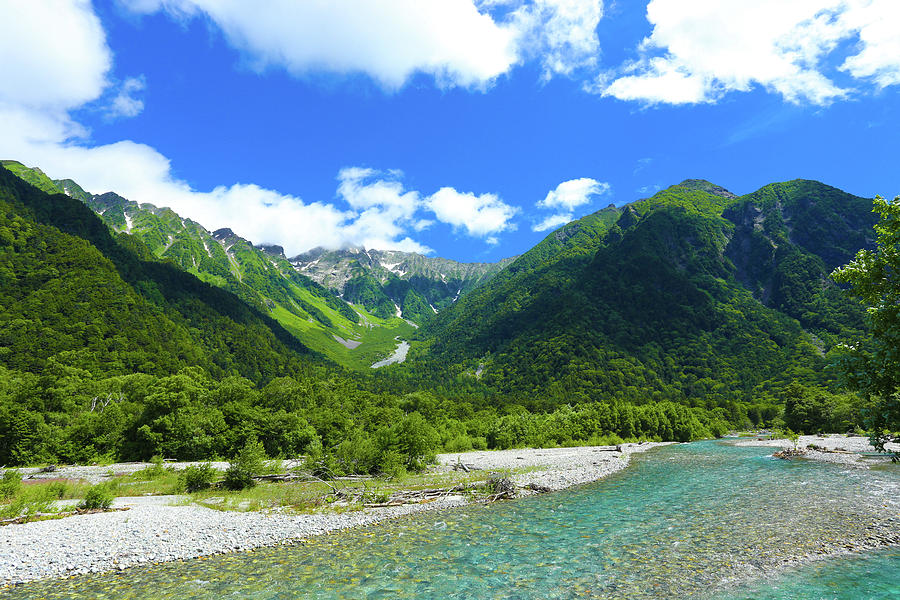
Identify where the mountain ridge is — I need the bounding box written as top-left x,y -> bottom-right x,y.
1,161 -> 515,369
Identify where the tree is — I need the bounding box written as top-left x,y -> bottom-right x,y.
832,195 -> 900,458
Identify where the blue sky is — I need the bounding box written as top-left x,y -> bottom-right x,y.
2,1 -> 899,262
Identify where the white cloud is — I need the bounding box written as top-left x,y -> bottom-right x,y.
538,177 -> 609,210
533,177 -> 608,231
601,0 -> 900,105
533,213 -> 572,232
838,0 -> 900,87
0,97 -> 511,253
426,187 -> 519,237
107,76 -> 146,119
502,0 -> 604,79
123,0 -> 520,90
123,0 -> 609,89
0,0 -> 111,110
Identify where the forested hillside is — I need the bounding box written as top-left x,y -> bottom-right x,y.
1,161 -> 421,369
409,179 -> 873,425
0,165 -> 878,469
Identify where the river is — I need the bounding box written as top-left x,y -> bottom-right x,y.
4,441 -> 898,599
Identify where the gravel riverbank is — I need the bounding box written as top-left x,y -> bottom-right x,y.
0,442 -> 667,587
734,433 -> 900,466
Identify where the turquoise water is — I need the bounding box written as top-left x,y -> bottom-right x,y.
714,548 -> 900,600
5,441 -> 898,599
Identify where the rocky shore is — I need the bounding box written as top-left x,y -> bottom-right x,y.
734,433 -> 900,466
0,442 -> 667,587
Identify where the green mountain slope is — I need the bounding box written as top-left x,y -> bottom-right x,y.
412,180 -> 869,413
0,165 -> 317,382
3,164 -> 424,370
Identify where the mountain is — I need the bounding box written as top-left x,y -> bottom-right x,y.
0,162 -> 878,466
3,161 -> 515,369
290,247 -> 516,322
411,179 -> 872,415
1,163 -> 419,369
0,164 -> 318,382
0,165 -> 454,467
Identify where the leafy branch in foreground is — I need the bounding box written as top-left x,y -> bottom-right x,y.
832,195 -> 900,458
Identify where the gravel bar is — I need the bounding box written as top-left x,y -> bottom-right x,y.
0,443 -> 668,587
435,441 -> 673,491
734,434 -> 900,467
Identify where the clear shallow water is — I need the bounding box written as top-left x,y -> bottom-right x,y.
713,548 -> 900,600
5,441 -> 898,599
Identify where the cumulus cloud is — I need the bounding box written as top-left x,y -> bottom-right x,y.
533,177 -> 609,231
533,213 -> 572,232
122,0 -> 520,89
600,0 -> 900,105
122,0 -> 608,89
0,99 -> 513,254
107,76 -> 146,119
426,187 -> 519,238
0,0 -> 111,110
496,0 -> 604,79
838,0 -> 900,87
538,177 -> 609,210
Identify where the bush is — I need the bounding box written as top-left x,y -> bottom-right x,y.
444,434 -> 473,453
223,437 -> 267,491
377,450 -> 407,479
44,481 -> 67,499
0,470 -> 23,499
179,463 -> 216,492
134,455 -> 167,480
78,484 -> 113,510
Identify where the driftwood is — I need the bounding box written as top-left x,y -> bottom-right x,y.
524,482 -> 552,493
361,478 -> 520,508
486,475 -> 516,501
452,462 -> 482,472
251,473 -> 305,483
773,448 -> 807,459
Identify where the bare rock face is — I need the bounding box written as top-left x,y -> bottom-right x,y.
289,247 -> 516,316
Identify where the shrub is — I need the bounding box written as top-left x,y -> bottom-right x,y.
444,434 -> 474,453
179,463 -> 216,492
134,455 -> 167,480
0,470 -> 23,499
223,437 -> 267,491
377,450 -> 407,479
78,484 -> 113,510
44,481 -> 67,499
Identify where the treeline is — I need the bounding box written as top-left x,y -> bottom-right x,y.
0,364 -> 752,471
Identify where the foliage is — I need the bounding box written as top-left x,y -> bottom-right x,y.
133,456 -> 167,480
78,484 -> 114,510
179,463 -> 217,492
0,165 -> 886,474
832,195 -> 900,456
223,437 -> 267,490
781,383 -> 865,434
0,469 -> 22,499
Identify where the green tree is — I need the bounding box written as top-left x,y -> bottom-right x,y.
832,195 -> 900,457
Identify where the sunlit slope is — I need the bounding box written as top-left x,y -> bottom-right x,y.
411,179 -> 871,406
0,165 -> 319,382
5,162 -> 420,370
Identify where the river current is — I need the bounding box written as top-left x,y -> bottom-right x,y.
5,441 -> 898,599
